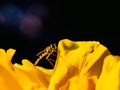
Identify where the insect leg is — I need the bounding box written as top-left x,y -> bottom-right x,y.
46,53 -> 55,67
51,53 -> 57,56
36,50 -> 44,56
34,58 -> 41,66
34,52 -> 46,66
51,48 -> 57,56
47,58 -> 54,67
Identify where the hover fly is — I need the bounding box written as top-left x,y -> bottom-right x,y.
34,43 -> 57,66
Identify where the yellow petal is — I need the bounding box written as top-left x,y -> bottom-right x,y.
14,59 -> 51,89
0,48 -> 16,73
6,48 -> 16,62
96,55 -> 120,90
48,39 -> 104,90
0,64 -> 22,90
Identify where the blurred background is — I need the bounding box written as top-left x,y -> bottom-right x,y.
0,2 -> 120,68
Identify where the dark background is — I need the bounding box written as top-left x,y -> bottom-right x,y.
0,2 -> 120,68
88,8 -> 120,55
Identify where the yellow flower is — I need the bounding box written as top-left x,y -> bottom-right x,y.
48,39 -> 120,90
0,39 -> 120,90
0,49 -> 51,90
0,49 -> 22,90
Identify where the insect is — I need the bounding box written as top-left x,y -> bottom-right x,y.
34,43 -> 57,66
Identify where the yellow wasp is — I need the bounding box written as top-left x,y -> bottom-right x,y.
34,43 -> 57,66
